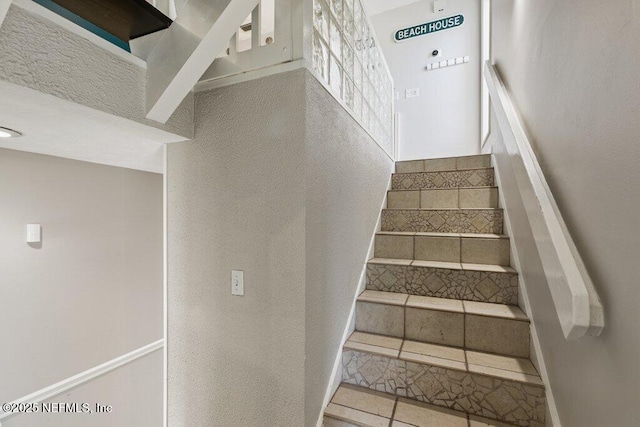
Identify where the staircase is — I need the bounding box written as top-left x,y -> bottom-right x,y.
323,155 -> 546,427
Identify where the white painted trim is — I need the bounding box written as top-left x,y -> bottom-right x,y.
315,173 -> 394,427
10,0 -> 147,69
394,112 -> 400,160
0,339 -> 164,422
145,0 -> 261,123
195,59 -> 304,92
492,157 -> 562,427
484,61 -> 604,339
0,0 -> 11,28
163,145 -> 169,427
480,0 -> 491,148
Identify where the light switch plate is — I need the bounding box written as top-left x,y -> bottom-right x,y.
26,224 -> 41,243
405,88 -> 420,98
231,270 -> 244,296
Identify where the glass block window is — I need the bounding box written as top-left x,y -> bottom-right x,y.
313,0 -> 394,155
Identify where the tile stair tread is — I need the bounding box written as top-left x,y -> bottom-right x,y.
463,300 -> 528,320
383,207 -> 502,211
406,295 -> 464,312
349,331 -> 403,350
327,385 -> 521,427
325,402 -> 390,427
368,258 -> 414,266
376,231 -> 418,236
357,290 -> 408,306
343,340 -> 400,358
397,154 -> 490,162
344,331 -> 543,386
368,258 -> 518,274
376,231 -> 510,239
393,166 -> 494,175
411,260 -> 463,269
358,290 -> 527,320
394,398 -> 468,427
331,383 -> 396,418
389,186 -> 498,191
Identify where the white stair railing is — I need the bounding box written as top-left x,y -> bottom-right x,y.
484,61 -> 604,339
199,0 -> 294,82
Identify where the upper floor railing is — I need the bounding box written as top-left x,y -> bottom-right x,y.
194,0 -> 395,158
199,0 -> 295,82
310,0 -> 394,156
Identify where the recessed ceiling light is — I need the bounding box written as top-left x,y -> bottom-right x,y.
0,127 -> 22,138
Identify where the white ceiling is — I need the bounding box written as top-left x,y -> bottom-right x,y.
363,0 -> 425,16
0,80 -> 187,173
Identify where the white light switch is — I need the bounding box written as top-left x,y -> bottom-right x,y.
231,270 -> 244,296
26,224 -> 41,243
405,88 -> 420,98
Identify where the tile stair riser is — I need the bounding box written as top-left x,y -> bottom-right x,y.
341,350 -> 546,427
396,155 -> 491,173
367,263 -> 518,305
381,209 -> 504,234
392,169 -> 495,190
354,301 -> 530,357
387,188 -> 499,209
374,234 -> 511,266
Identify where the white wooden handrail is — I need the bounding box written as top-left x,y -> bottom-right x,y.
484,61 -> 604,339
0,339 -> 164,422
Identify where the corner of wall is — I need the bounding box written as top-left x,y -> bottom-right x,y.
314,172 -> 394,427
303,71 -> 394,426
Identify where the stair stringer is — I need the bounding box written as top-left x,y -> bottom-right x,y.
314,174 -> 394,427
492,148 -> 561,427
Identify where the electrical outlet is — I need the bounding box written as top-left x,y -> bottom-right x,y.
231,270 -> 244,296
405,88 -> 420,98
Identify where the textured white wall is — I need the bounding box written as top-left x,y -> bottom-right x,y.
168,69 -> 392,425
304,73 -> 393,426
168,71 -> 307,426
489,0 -> 640,425
0,5 -> 193,138
0,149 -> 163,421
372,0 -> 480,160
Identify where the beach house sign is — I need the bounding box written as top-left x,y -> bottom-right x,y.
394,15 -> 464,42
